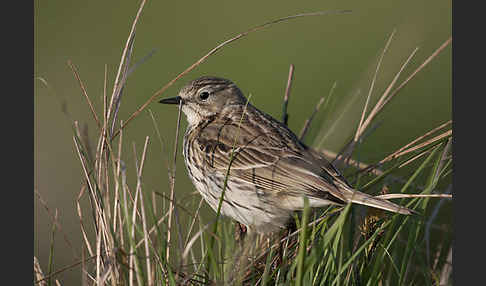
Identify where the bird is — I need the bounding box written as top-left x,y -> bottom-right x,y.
159,76 -> 412,233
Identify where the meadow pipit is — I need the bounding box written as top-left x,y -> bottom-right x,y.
160,76 -> 412,233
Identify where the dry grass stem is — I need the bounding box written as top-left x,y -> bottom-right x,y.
68,0 -> 153,272
299,81 -> 337,140
376,194 -> 452,200
103,64 -> 108,126
67,61 -> 101,129
73,119 -> 122,284
166,101 -> 184,262
128,169 -> 139,285
243,209 -> 343,274
397,149 -> 433,169
136,136 -> 153,286
433,137 -> 452,182
357,47 -> 419,141
113,10 -> 351,139
98,64 -> 109,181
135,211 -> 170,249
357,120 -> 452,175
35,189 -> 78,259
316,88 -> 361,150
34,256 -> 47,286
425,183 -> 452,268
320,148 -> 384,176
182,198 -> 205,269
73,122 -> 110,241
95,206 -> 103,283
76,186 -> 94,257
337,37 -> 454,183
182,222 -> 215,261
439,247 -> 453,285
140,183 -> 154,285
128,49 -> 158,77
183,197 -> 205,248
380,37 -> 452,110
110,37 -> 135,136
282,63 -> 295,125
35,255 -> 97,285
383,120 -> 451,162
112,120 -> 124,245
107,0 -> 146,137
148,109 -> 171,174
355,29 -> 396,142
382,129 -> 451,164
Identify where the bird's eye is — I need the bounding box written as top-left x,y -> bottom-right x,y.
199,91 -> 210,101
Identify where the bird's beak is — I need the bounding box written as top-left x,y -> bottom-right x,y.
159,96 -> 183,105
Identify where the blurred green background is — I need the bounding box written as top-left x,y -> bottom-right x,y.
34,0 -> 451,283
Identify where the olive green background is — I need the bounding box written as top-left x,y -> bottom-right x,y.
34,0 -> 451,283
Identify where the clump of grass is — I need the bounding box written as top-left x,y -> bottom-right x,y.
35,2 -> 452,285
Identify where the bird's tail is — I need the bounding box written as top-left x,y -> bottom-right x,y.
344,189 -> 414,215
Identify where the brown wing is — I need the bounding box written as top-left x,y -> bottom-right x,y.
190,105 -> 413,215
192,106 -> 348,207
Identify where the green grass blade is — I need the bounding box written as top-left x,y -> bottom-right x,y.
296,197 -> 310,286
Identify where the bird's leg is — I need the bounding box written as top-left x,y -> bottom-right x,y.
235,221 -> 247,247
275,228 -> 286,269
275,220 -> 297,269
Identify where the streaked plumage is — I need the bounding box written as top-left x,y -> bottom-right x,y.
160,76 -> 412,233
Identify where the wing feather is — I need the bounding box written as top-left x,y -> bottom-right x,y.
192,109 -> 347,205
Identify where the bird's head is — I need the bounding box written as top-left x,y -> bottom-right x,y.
159,76 -> 247,126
